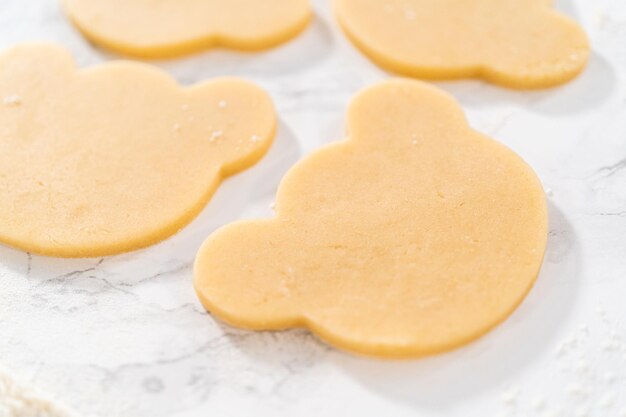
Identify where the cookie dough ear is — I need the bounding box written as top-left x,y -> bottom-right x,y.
217,127 -> 276,178
345,79 -> 468,149
486,8 -> 589,88
0,43 -> 74,82
194,221 -> 301,330
190,79 -> 277,177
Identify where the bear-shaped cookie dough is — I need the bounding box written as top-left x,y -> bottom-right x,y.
0,44 -> 275,257
61,0 -> 312,58
334,0 -> 589,89
194,79 -> 548,358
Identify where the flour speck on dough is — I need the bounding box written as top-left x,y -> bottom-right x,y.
210,130 -> 223,142
3,94 -> 21,106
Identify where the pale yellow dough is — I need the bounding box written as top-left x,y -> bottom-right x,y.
334,0 -> 590,89
0,44 -> 276,257
61,0 -> 312,58
195,79 -> 548,358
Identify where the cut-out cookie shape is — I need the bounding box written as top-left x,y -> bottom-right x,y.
0,44 -> 275,257
195,79 -> 548,358
61,0 -> 312,58
334,0 -> 590,89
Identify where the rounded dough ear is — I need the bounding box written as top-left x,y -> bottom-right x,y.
217,127 -> 276,177
483,11 -> 589,88
187,79 -> 277,177
0,43 -> 75,82
345,79 -> 468,149
194,220 -> 302,330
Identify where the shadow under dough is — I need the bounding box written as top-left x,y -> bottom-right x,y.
330,201 -> 581,411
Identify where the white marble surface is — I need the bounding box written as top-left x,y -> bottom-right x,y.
1,0 -> 625,416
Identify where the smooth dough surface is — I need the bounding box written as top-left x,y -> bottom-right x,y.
195,79 -> 548,358
0,44 -> 276,257
334,0 -> 590,88
61,0 -> 312,58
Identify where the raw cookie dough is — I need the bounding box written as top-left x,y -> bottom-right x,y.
334,0 -> 590,89
61,0 -> 312,58
0,44 -> 276,257
194,79 -> 548,358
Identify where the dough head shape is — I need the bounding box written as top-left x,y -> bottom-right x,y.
0,44 -> 276,257
334,0 -> 590,89
61,0 -> 312,58
195,79 -> 548,358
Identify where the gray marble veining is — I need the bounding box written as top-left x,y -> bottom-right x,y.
1,0 -> 625,416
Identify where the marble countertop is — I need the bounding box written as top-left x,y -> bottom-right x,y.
1,0 -> 625,416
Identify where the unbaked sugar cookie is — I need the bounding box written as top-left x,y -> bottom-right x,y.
0,44 -> 276,257
194,79 -> 548,358
334,0 -> 590,88
61,0 -> 312,58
